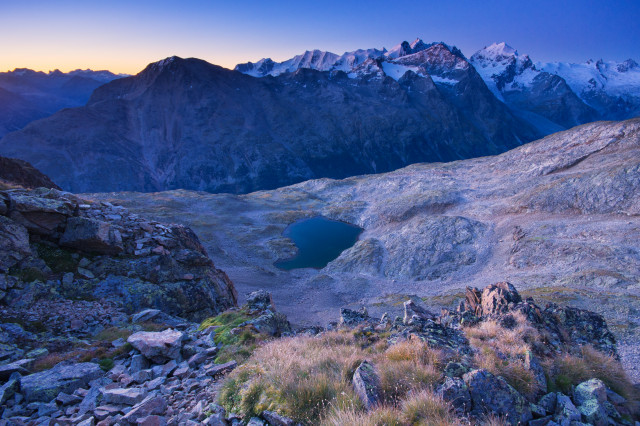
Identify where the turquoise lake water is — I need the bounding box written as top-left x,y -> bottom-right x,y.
274,216 -> 363,270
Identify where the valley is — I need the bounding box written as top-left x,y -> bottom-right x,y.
87,118 -> 640,381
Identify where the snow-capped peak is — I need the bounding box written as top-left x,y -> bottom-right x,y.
471,42 -> 518,64
385,38 -> 431,59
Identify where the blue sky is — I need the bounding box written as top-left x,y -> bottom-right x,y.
1,0 -> 638,74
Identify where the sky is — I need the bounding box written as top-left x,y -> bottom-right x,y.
1,0 -> 639,75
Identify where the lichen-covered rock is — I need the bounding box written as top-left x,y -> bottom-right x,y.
443,361 -> 469,378
246,311 -> 291,336
20,362 -> 103,402
574,378 -> 607,406
578,399 -> 610,425
127,329 -> 185,363
554,393 -> 581,422
245,290 -> 275,312
541,304 -> 618,357
463,368 -> 532,425
436,376 -> 471,413
481,282 -> 522,316
352,360 -> 381,410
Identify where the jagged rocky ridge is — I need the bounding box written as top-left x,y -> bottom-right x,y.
239,39 -> 640,131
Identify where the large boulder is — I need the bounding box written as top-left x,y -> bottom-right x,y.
463,369 -> 532,425
481,282 -> 522,316
245,290 -> 275,312
352,360 -> 381,410
59,216 -> 123,254
122,395 -> 168,423
20,362 -> 103,402
0,216 -> 31,272
7,190 -> 74,234
127,329 -> 185,363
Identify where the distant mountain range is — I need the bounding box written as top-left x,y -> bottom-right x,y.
0,68 -> 125,137
238,39 -> 640,132
0,39 -> 638,193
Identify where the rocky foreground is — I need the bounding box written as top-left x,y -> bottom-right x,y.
1,278 -> 638,425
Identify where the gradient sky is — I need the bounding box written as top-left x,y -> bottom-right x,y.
1,0 -> 639,75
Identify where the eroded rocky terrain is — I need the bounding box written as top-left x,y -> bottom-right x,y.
90,118 -> 640,381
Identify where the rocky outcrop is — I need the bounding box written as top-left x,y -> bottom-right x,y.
454,284 -> 618,356
0,188 -> 237,327
480,281 -> 522,316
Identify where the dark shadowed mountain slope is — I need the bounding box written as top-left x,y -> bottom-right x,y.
0,156 -> 60,190
0,54 -> 540,193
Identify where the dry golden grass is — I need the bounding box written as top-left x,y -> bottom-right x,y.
465,312 -> 544,399
219,331 -> 450,424
322,390 -> 459,426
384,340 -> 445,367
322,405 -> 401,426
547,345 -> 638,401
378,360 -> 441,404
219,333 -> 366,422
479,413 -> 510,425
400,389 -> 461,426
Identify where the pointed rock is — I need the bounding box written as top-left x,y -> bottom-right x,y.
352,360 -> 381,410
